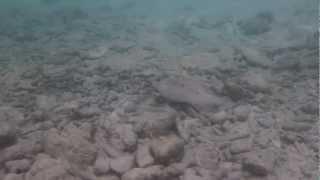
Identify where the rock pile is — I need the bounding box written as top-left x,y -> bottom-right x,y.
0,4 -> 318,180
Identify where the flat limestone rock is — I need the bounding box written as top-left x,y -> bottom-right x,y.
4,173 -> 24,180
151,134 -> 184,165
44,125 -> 97,165
239,47 -> 273,68
136,144 -> 154,168
153,76 -> 225,109
110,154 -> 135,174
25,154 -> 77,180
121,166 -> 163,180
94,153 -> 110,175
131,108 -> 177,138
5,159 -> 32,173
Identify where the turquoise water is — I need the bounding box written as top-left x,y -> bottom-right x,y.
0,0 -> 316,74
1,0 -> 317,19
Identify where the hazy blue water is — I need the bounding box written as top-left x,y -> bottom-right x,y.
0,0 -> 317,63
0,0 -> 317,19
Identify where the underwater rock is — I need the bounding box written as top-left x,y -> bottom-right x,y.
36,95 -> 57,112
211,110 -> 232,124
161,162 -> 185,179
25,154 -> 75,180
238,11 -> 274,36
182,168 -> 208,180
0,122 -> 17,149
0,139 -> 42,166
0,169 -> 4,180
227,122 -> 251,141
166,21 -> 198,45
0,107 -> 25,126
0,3 -> 316,180
180,53 -> 222,70
136,144 -> 154,168
233,105 -> 251,122
194,144 -> 220,170
93,153 -> 110,175
110,154 -> 135,174
151,134 -> 184,165
109,40 -> 135,54
109,124 -> 137,152
241,72 -> 271,93
238,47 -> 273,68
272,49 -> 317,70
3,173 -> 24,180
95,128 -> 125,158
96,175 -> 120,180
132,108 -> 177,138
44,125 -> 97,165
73,105 -> 102,119
5,159 -> 31,173
242,154 -> 270,176
223,81 -> 252,101
177,118 -> 202,141
153,76 -> 225,109
230,138 -> 252,154
295,50 -> 318,69
300,102 -> 318,115
85,45 -> 109,59
121,165 -> 163,180
281,121 -> 313,132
